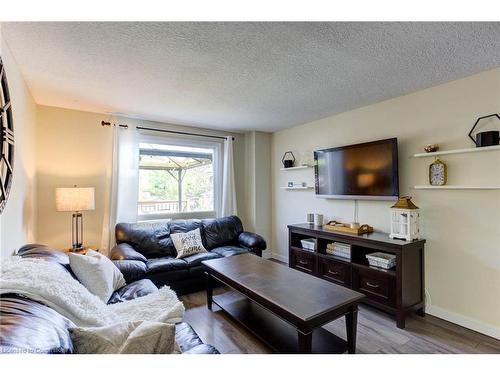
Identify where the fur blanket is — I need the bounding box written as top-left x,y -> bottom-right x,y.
0,257 -> 184,328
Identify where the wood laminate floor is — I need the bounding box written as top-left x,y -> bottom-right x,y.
181,287 -> 500,354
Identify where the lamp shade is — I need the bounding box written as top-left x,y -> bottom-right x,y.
56,187 -> 95,212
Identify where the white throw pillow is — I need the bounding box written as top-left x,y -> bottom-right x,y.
171,228 -> 208,259
69,320 -> 178,354
69,250 -> 126,303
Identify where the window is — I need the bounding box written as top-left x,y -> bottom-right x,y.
137,137 -> 222,221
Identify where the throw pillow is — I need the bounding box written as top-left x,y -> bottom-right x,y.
171,228 -> 208,259
69,250 -> 126,303
69,321 -> 178,354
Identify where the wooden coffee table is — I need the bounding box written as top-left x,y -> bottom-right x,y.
202,254 -> 365,353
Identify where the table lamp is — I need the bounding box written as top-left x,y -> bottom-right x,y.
56,186 -> 95,250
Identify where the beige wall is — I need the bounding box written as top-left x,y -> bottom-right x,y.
0,35 -> 38,257
36,106 -> 111,250
243,131 -> 272,252
35,105 -> 248,251
272,67 -> 500,338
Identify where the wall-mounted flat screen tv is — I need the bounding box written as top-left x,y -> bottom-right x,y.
314,138 -> 399,200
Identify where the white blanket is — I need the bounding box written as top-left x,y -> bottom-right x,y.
0,257 -> 184,328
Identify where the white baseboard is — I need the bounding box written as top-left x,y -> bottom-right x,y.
261,250 -> 272,259
270,253 -> 288,264
426,305 -> 500,340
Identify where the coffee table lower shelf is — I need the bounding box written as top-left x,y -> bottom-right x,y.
212,291 -> 348,354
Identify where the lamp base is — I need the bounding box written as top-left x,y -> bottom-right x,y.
71,212 -> 84,250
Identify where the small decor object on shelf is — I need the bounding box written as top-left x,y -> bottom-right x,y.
324,221 -> 373,235
300,238 -> 316,252
389,196 -> 420,241
468,113 -> 500,148
306,213 -> 314,224
424,144 -> 439,153
0,56 -> 14,215
300,150 -> 312,166
281,151 -> 295,168
287,182 -> 306,188
313,213 -> 323,226
429,157 -> 447,186
326,242 -> 351,260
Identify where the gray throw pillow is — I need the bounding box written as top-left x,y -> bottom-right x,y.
69,250 -> 126,302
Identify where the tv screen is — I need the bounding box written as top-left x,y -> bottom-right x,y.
314,138 -> 399,200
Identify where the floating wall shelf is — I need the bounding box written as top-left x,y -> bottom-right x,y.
414,185 -> 500,190
279,165 -> 312,171
413,144 -> 500,158
279,186 -> 314,190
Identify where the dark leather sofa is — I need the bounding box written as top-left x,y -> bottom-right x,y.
0,245 -> 218,354
110,215 -> 266,295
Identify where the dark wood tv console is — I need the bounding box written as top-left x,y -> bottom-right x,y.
288,223 -> 426,329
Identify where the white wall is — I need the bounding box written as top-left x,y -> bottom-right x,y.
35,105 -> 248,251
272,67 -> 500,338
0,33 -> 38,257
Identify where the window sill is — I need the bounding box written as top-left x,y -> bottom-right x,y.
137,211 -> 217,222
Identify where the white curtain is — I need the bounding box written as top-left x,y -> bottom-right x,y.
101,122 -> 139,253
221,136 -> 237,217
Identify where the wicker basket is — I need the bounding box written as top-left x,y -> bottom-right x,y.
366,252 -> 396,269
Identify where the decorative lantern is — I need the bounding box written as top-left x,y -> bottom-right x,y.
389,196 -> 420,241
468,113 -> 500,148
281,151 -> 295,168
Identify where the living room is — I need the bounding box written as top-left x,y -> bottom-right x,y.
1,1 -> 499,372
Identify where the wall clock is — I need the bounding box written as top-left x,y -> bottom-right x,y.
429,158 -> 447,186
0,56 -> 14,214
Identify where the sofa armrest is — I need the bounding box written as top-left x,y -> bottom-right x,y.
112,260 -> 147,283
108,279 -> 158,304
238,232 -> 266,256
110,243 -> 147,262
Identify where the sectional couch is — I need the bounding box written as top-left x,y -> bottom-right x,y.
0,245 -> 218,354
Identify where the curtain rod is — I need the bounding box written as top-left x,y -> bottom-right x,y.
101,121 -> 234,140
101,121 -> 129,128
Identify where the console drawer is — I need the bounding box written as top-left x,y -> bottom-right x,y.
318,256 -> 351,286
353,266 -> 396,307
291,249 -> 316,275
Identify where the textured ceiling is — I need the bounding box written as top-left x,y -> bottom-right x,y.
3,22 -> 500,132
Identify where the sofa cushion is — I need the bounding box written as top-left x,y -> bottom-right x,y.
211,246 -> 250,258
169,219 -> 203,235
116,221 -> 176,258
183,251 -> 220,267
147,269 -> 190,285
113,260 -> 147,284
188,265 -> 207,279
202,216 -> 244,250
147,257 -> 188,274
108,279 -> 158,304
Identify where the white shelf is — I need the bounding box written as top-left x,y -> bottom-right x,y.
280,165 -> 312,171
279,186 -> 314,190
413,145 -> 500,158
414,185 -> 500,190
